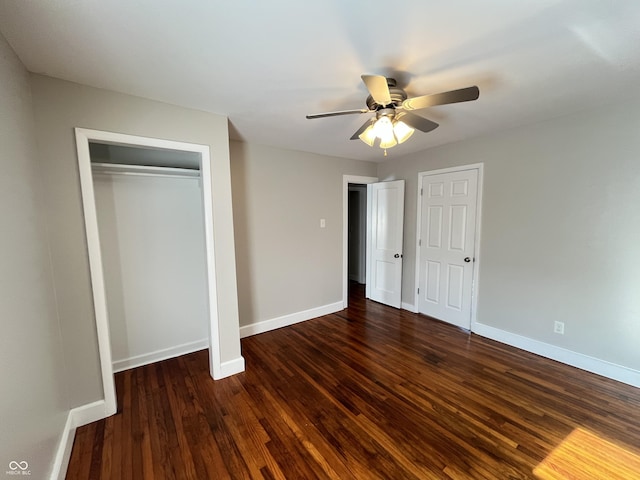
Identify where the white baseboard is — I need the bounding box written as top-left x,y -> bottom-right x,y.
70,400 -> 110,428
112,338 -> 209,372
239,301 -> 344,338
50,412 -> 75,480
217,356 -> 246,379
50,400 -> 108,480
473,322 -> 640,388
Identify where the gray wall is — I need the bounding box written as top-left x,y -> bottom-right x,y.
378,98 -> 640,371
0,34 -> 68,478
30,75 -> 242,407
230,141 -> 376,327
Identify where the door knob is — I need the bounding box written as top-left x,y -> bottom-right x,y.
464,257 -> 471,263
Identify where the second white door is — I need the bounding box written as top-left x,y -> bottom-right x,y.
418,168 -> 479,329
367,180 -> 405,308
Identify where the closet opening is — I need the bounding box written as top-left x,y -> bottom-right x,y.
76,129 -> 224,418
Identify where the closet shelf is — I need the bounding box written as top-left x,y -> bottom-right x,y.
91,162 -> 200,178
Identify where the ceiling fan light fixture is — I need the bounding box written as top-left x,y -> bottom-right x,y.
360,115 -> 412,149
358,124 -> 377,147
379,134 -> 397,149
372,115 -> 393,139
393,120 -> 414,144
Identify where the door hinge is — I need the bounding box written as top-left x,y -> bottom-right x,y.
420,188 -> 423,196
417,287 -> 420,294
418,239 -> 421,246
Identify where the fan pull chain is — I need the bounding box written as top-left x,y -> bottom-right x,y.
384,149 -> 388,157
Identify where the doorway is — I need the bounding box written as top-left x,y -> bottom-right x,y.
342,175 -> 377,307
347,184 -> 368,303
76,128 -> 228,417
348,185 -> 367,285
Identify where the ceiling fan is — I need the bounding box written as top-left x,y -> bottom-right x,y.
306,75 -> 479,154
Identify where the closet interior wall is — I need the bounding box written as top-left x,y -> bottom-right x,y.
90,143 -> 210,372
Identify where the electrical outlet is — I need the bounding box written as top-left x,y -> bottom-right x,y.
554,321 -> 565,335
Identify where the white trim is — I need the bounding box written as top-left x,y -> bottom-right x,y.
75,128 -> 231,417
473,323 -> 640,388
414,163 -> 484,329
112,339 -> 209,373
50,400 -> 108,480
75,129 -> 118,417
342,175 -> 378,308
239,301 -> 344,338
70,400 -> 109,428
219,357 -> 246,378
49,413 -> 74,480
470,165 -> 484,331
197,143 -> 226,379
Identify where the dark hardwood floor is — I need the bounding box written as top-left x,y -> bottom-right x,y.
66,283 -> 640,479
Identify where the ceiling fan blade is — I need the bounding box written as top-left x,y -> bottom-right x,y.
306,109 -> 370,119
350,119 -> 373,140
398,112 -> 439,133
361,74 -> 392,105
402,86 -> 479,111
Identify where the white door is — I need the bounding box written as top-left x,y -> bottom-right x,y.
366,180 -> 405,308
418,169 -> 478,328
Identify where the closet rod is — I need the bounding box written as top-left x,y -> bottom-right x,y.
91,162 -> 200,179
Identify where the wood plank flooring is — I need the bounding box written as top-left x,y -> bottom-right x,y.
66,284 -> 640,479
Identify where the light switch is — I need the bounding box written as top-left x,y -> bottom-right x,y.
320,218 -> 326,228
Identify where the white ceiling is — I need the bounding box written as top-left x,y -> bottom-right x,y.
1,0 -> 639,162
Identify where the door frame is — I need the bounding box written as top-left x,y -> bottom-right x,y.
342,175 -> 378,308
75,128 -> 223,416
414,163 -> 484,329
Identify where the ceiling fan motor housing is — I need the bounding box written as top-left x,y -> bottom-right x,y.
365,78 -> 407,110
375,108 -> 396,121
